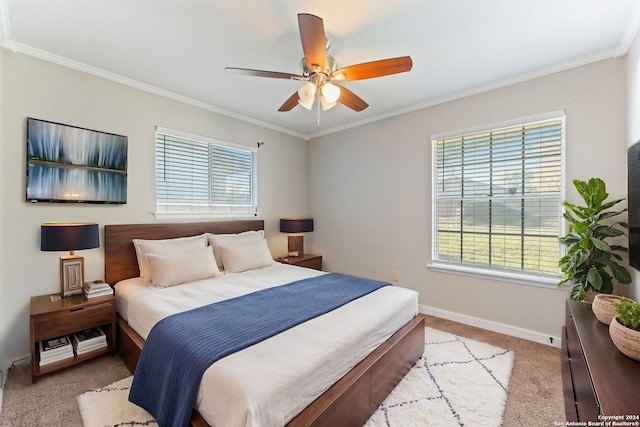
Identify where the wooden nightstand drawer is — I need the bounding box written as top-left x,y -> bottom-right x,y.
292,257 -> 322,270
32,302 -> 112,341
278,254 -> 322,270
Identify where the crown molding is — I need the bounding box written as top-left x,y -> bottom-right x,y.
1,40 -> 625,143
3,41 -> 309,140
617,2 -> 640,57
308,48 -> 620,139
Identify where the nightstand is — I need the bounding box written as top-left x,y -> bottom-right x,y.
278,253 -> 322,271
30,293 -> 116,383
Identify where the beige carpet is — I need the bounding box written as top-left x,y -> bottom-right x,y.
0,355 -> 130,427
0,317 -> 564,426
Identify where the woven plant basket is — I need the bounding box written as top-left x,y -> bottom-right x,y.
609,316 -> 640,362
592,294 -> 629,325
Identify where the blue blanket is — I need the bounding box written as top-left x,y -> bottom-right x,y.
128,273 -> 390,427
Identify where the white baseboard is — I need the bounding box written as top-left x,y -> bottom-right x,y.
420,304 -> 561,348
3,353 -> 32,381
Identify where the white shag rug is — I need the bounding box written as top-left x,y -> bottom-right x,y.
77,327 -> 513,427
365,327 -> 514,427
77,375 -> 157,427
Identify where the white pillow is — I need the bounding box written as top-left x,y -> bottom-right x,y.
133,234 -> 208,282
217,238 -> 275,273
146,246 -> 220,287
206,230 -> 265,269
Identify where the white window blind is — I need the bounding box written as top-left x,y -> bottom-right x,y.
155,127 -> 257,216
432,114 -> 564,282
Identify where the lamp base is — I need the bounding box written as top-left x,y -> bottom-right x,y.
60,255 -> 84,297
287,235 -> 304,256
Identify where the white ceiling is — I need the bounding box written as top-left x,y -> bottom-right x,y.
1,0 -> 639,139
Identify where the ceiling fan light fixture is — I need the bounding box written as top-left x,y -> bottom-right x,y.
297,81 -> 317,109
298,97 -> 315,110
321,82 -> 341,104
226,14 -> 412,115
320,95 -> 336,111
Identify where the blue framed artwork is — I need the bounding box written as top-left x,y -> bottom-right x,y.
26,118 -> 128,204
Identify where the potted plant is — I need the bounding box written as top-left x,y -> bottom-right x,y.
610,298 -> 640,361
592,294 -> 631,325
558,177 -> 632,301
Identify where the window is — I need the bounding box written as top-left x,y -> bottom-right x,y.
155,127 -> 257,216
431,113 -> 564,285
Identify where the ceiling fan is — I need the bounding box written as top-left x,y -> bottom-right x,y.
225,13 -> 413,114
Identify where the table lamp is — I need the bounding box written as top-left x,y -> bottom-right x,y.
280,218 -> 313,257
41,223 -> 100,297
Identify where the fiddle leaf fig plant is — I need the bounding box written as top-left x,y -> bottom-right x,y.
558,177 -> 632,301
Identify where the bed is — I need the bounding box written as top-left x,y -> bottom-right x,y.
104,220 -> 425,427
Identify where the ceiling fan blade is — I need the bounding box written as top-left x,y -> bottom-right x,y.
225,67 -> 304,80
278,92 -> 300,112
333,56 -> 413,82
335,85 -> 369,112
298,13 -> 327,71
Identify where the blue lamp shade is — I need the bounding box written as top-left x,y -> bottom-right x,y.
280,218 -> 314,234
41,223 -> 100,254
41,223 -> 100,298
280,218 -> 313,256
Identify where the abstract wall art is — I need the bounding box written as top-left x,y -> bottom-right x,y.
26,118 -> 128,204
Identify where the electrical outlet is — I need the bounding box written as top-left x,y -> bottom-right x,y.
392,270 -> 399,282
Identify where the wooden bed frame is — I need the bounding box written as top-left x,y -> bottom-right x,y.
104,220 -> 425,427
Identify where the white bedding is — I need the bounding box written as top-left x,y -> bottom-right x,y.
115,263 -> 419,427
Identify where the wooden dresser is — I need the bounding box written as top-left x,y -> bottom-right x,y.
562,299 -> 640,421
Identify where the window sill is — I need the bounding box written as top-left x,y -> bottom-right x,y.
153,211 -> 262,220
427,261 -> 565,290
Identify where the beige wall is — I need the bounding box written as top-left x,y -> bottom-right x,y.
308,58 -> 628,343
0,52 -> 308,370
0,46 -> 634,373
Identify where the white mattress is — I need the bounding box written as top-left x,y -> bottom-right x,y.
115,263 -> 419,427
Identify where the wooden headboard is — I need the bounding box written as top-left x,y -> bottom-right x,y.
104,220 -> 264,285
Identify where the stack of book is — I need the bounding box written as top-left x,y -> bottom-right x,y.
39,335 -> 73,366
83,281 -> 113,298
72,327 -> 107,355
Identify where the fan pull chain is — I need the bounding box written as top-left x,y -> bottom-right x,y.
317,91 -> 321,126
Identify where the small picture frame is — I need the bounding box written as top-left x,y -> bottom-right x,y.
60,257 -> 84,297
